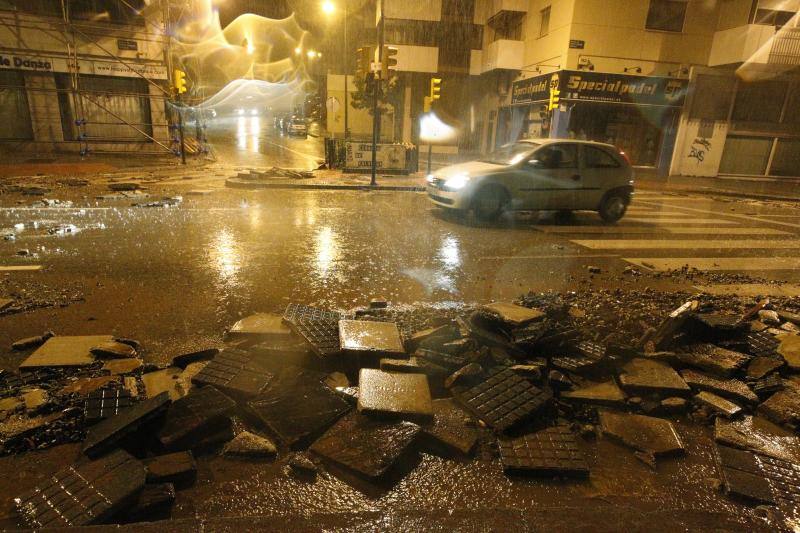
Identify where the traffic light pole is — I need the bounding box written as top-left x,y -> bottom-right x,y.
177,95 -> 186,165
370,0 -> 384,187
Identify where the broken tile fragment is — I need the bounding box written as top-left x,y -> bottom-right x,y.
358,369 -> 433,423
223,431 -> 277,458
84,392 -> 171,458
157,386 -> 235,451
746,331 -> 780,359
694,391 -> 742,418
499,426 -> 589,478
11,331 -> 53,351
21,388 -> 47,411
746,357 -> 783,380
562,380 -> 627,407
453,367 -> 552,432
61,376 -> 119,396
421,399 -> 478,457
91,340 -> 137,359
127,482 -> 175,520
481,302 -> 545,327
84,388 -> 135,424
714,416 -> 800,463
777,334 -> 800,370
339,320 -> 405,357
758,389 -> 800,428
247,377 -> 351,448
142,367 -> 187,401
309,412 -> 421,482
680,369 -> 758,404
14,450 -> 145,528
227,313 -> 294,341
599,410 -> 685,457
102,358 -> 143,375
406,324 -> 458,351
677,344 -> 751,377
192,349 -> 274,399
720,465 -> 776,504
380,357 -> 422,373
444,363 -> 482,389
20,335 -> 113,368
171,348 -> 219,369
144,451 -> 197,487
618,358 -> 690,396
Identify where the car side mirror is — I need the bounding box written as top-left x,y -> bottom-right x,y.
527,159 -> 544,169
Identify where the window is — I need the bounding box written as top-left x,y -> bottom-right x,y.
69,0 -> 145,25
0,0 -> 61,16
754,9 -> 796,28
645,0 -> 687,32
532,144 -> 578,169
0,71 -> 33,140
584,146 -> 621,168
539,7 -> 551,37
490,14 -> 525,41
731,80 -> 787,123
718,136 -> 772,175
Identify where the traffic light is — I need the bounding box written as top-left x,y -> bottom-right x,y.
429,77 -> 441,102
423,96 -> 431,113
548,87 -> 560,110
174,69 -> 187,95
381,45 -> 398,80
355,46 -> 373,82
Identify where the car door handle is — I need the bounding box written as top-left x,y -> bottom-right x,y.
570,174 -> 581,181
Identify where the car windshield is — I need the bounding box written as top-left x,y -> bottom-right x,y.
480,142 -> 539,165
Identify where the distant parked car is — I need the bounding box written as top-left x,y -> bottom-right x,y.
286,116 -> 308,137
426,139 -> 634,223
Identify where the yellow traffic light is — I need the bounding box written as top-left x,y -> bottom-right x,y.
174,69 -> 187,95
430,77 -> 441,101
423,96 -> 431,113
355,46 -> 373,81
381,45 -> 398,80
548,88 -> 560,110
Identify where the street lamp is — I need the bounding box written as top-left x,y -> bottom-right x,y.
322,1 -> 335,14
322,1 -> 349,140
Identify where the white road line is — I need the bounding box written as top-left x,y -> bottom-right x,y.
0,265 -> 42,271
637,200 -> 800,231
479,254 -> 619,260
572,239 -> 800,250
626,257 -> 800,271
538,226 -> 789,235
625,217 -> 739,225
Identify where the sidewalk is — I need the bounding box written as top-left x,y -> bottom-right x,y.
634,169 -> 800,202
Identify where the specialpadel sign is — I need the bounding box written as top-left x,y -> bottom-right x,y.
513,70 -> 688,107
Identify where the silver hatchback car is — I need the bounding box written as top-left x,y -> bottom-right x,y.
426,139 -> 634,223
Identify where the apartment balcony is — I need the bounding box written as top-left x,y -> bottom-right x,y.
481,39 -> 524,72
486,0 -> 527,24
709,23 -> 800,66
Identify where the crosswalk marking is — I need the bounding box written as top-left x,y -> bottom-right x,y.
694,284 -> 800,297
0,265 -> 42,271
539,226 -> 789,235
572,239 -> 800,250
625,217 -> 739,225
626,257 -> 800,271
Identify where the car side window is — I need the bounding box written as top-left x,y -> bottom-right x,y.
530,144 -> 578,169
584,146 -> 621,168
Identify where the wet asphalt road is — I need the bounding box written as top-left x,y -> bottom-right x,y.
1,125 -> 799,530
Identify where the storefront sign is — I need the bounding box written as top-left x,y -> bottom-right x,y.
569,39 -> 585,49
84,60 -> 168,80
512,70 -> 688,107
345,142 -> 406,172
117,39 -> 139,51
0,54 -> 54,72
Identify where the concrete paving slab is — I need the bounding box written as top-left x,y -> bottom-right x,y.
20,335 -> 113,369
339,320 -> 405,357
600,411 -> 685,457
357,369 -> 433,422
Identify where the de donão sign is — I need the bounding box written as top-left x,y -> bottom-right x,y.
0,54 -> 168,79
0,54 -> 54,71
512,70 -> 688,107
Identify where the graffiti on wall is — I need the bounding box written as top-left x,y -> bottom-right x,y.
688,137 -> 711,163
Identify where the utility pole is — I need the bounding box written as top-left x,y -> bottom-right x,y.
371,0 -> 384,186
343,1 -> 349,141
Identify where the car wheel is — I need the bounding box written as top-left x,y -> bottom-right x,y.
473,185 -> 508,222
599,192 -> 628,223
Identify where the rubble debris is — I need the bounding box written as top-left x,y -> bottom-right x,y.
248,374 -> 351,448
192,349 -> 274,400
757,310 -> 780,325
11,331 -> 54,351
142,367 -> 188,401
500,425 -> 589,478
421,398 -> 478,458
680,370 -> 758,404
109,182 -> 140,191
309,412 -> 421,482
357,369 -> 433,423
21,388 -> 47,411
84,388 -> 135,424
444,363 -> 483,389
287,452 -> 318,478
587,266 -> 601,274
227,313 -> 294,341
157,386 -> 235,452
90,340 -> 137,359
61,376 -> 118,396
380,357 -> 422,373
660,397 -> 688,414
746,357 -> 783,380
677,344 -> 751,378
19,335 -> 113,369
777,334 -> 800,370
481,302 -> 546,327
103,358 -> 143,375
714,416 -> 800,463
14,450 -> 145,528
84,392 -> 171,458
694,391 -> 743,418
758,389 -> 800,428
286,314 -> 342,358
144,451 -> 197,488
640,300 -> 697,351
406,324 -> 458,351
778,310 -> 800,325
600,411 -> 685,457
714,444 -> 800,509
223,431 -> 278,458
453,367 -> 552,432
618,358 -> 690,397
562,380 -> 627,407
0,397 -> 23,417
339,320 -> 406,358
0,298 -> 13,312
171,348 -> 219,369
753,374 -> 783,398
127,482 -> 175,520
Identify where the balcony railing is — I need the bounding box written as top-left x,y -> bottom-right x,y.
709,23 -> 800,66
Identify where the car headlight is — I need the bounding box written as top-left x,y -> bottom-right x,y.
444,173 -> 469,191
426,174 -> 436,184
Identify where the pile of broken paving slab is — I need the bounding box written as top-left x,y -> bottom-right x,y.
2,292 -> 800,529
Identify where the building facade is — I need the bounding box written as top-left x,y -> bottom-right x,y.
472,0 -> 800,178
0,1 -> 171,155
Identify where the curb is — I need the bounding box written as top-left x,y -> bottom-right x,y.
225,178 -> 425,192
636,183 -> 800,203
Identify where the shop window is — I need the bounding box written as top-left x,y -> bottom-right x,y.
731,80 -> 787,123
645,0 -> 687,32
782,85 -> 800,125
533,144 -> 577,169
770,138 -> 800,176
0,0 -> 61,16
689,75 -> 736,121
719,135 -> 772,175
584,146 -> 621,168
539,6 -> 551,37
0,70 -> 33,140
